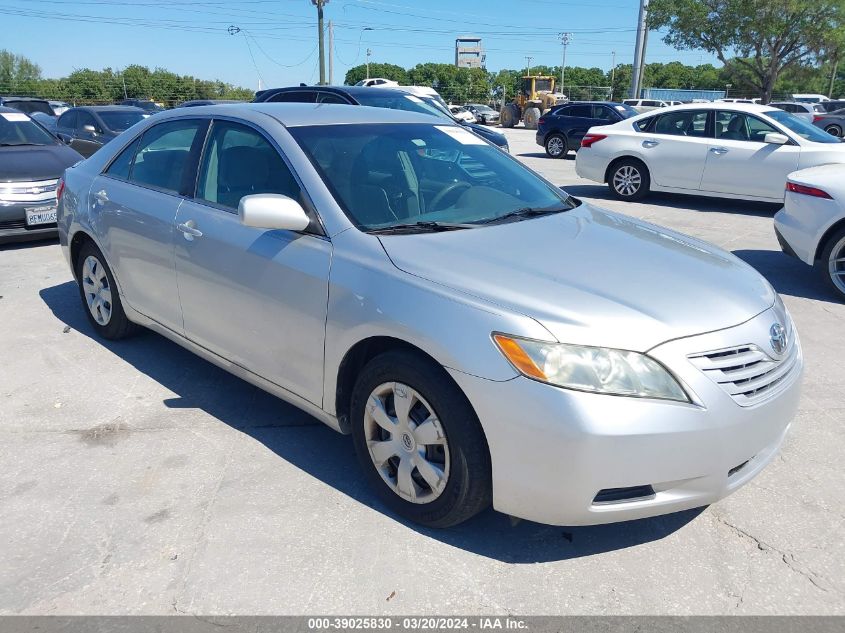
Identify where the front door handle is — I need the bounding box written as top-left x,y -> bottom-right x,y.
710,146 -> 729,155
177,221 -> 203,241
642,139 -> 660,148
93,189 -> 109,205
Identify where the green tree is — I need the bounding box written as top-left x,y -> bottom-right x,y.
0,49 -> 42,95
648,0 -> 845,103
343,63 -> 408,86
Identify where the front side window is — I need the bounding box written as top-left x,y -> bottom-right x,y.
77,112 -> 100,133
592,105 -> 618,121
130,120 -> 203,193
290,123 -> 573,231
566,105 -> 592,118
57,111 -> 77,130
196,120 -> 300,211
716,111 -> 777,142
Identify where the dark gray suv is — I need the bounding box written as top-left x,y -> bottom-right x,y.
55,106 -> 146,158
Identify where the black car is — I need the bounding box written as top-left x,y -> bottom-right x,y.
55,106 -> 147,158
0,96 -> 55,116
177,99 -> 243,107
0,106 -> 82,243
814,100 -> 845,113
536,101 -> 638,158
117,99 -> 164,113
812,108 -> 845,137
252,85 -> 509,152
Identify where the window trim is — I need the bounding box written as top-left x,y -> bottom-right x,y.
190,115 -> 327,237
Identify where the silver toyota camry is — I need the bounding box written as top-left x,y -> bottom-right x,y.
57,103 -> 803,528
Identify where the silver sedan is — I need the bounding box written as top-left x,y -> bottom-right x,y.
58,104 -> 803,527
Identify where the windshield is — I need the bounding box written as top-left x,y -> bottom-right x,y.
290,123 -> 572,232
99,111 -> 146,132
534,79 -> 552,92
0,111 -> 57,145
355,92 -> 452,122
5,100 -> 54,116
471,104 -> 495,113
767,109 -> 841,143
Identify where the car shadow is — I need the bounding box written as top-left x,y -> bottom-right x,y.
40,280 -> 701,563
732,249 -> 840,302
562,184 -> 782,217
518,152 -> 575,160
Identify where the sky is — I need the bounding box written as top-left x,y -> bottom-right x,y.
0,0 -> 720,89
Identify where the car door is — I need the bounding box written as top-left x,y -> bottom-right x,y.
89,118 -> 207,332
700,111 -> 801,199
637,109 -> 712,190
55,110 -> 78,150
173,118 -> 331,406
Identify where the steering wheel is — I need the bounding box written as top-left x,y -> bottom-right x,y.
429,181 -> 472,211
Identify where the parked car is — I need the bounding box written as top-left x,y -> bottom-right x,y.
576,103 -> 845,202
791,93 -> 829,103
536,101 -> 639,158
718,98 -> 761,104
464,104 -> 500,125
811,109 -> 845,138
769,101 -> 826,123
177,99 -> 243,107
29,111 -> 58,135
55,106 -> 147,158
117,99 -> 164,113
775,165 -> 845,300
0,96 -> 55,116
0,107 -> 82,243
622,98 -> 675,113
813,99 -> 845,113
448,105 -> 476,123
48,100 -> 71,116
354,78 -> 398,87
58,103 -> 802,527
253,85 -> 508,151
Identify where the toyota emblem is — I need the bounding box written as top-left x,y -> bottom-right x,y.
770,323 -> 787,355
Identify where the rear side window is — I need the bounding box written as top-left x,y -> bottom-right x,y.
634,116 -> 654,131
130,120 -> 203,193
57,111 -> 77,129
196,120 -> 300,212
105,137 -> 142,180
315,92 -> 348,104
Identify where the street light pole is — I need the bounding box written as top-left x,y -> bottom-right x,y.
559,33 -> 571,98
525,56 -> 533,77
311,0 -> 329,85
328,19 -> 333,85
366,48 -> 372,79
610,50 -> 616,101
630,0 -> 649,98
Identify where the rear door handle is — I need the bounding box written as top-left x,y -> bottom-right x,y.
177,221 -> 203,241
642,139 -> 660,148
710,147 -> 729,155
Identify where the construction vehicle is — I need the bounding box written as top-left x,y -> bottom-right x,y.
500,75 -> 567,129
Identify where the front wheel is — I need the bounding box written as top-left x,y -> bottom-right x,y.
350,350 -> 492,527
608,158 -> 651,201
819,227 -> 845,301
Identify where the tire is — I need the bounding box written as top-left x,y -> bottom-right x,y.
75,241 -> 139,339
523,107 -> 541,130
350,349 -> 492,528
499,104 -> 517,128
544,133 -> 568,158
607,158 -> 651,201
824,124 -> 843,138
818,226 -> 845,301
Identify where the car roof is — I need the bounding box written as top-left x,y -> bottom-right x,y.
258,85 -> 413,100
0,96 -> 50,102
70,105 -> 146,112
152,102 -> 452,127
638,102 -> 777,114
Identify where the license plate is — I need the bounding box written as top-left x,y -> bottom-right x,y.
25,205 -> 57,226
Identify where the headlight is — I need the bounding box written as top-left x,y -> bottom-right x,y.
493,334 -> 689,402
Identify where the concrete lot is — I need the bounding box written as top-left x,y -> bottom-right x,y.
1,126 -> 843,615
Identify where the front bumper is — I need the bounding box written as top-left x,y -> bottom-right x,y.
0,201 -> 58,243
449,307 -> 803,526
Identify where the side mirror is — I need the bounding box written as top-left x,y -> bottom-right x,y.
238,194 -> 310,232
764,132 -> 789,145
82,124 -> 97,134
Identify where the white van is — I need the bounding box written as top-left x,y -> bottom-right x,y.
792,93 -> 830,103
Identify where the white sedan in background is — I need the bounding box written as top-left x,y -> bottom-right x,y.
576,103 -> 845,202
448,104 -> 476,123
775,165 -> 845,300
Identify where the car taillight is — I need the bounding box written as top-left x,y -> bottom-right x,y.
538,117 -> 546,125
786,181 -> 832,199
581,134 -> 607,148
56,178 -> 65,201
813,115 -> 823,122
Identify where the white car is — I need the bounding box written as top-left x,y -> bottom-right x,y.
448,104 -> 476,123
775,165 -> 845,300
354,78 -> 399,87
576,103 -> 845,202
769,101 -> 826,123
622,98 -> 677,113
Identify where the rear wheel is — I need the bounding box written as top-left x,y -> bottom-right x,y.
544,133 -> 567,158
819,226 -> 845,300
75,241 -> 139,339
824,124 -> 843,138
350,350 -> 492,527
608,158 -> 651,201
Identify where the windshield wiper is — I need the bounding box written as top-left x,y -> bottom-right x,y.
369,220 -> 478,234
479,204 -> 570,225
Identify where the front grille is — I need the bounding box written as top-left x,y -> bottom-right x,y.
0,179 -> 58,204
0,218 -> 26,230
688,337 -> 799,407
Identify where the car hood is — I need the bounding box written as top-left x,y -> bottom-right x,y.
465,122 -> 506,146
0,144 -> 82,182
378,203 -> 775,352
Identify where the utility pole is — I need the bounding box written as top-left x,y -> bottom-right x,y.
525,56 -> 533,77
630,0 -> 649,98
829,59 -> 839,98
610,50 -> 616,101
559,33 -> 572,97
328,19 -> 333,85
366,48 -> 372,79
311,0 -> 329,85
